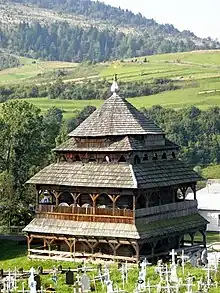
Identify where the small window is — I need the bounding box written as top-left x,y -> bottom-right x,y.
118,155 -> 127,163
162,153 -> 167,160
152,153 -> 158,161
172,152 -> 176,159
218,215 -> 220,227
134,155 -> 141,165
143,154 -> 148,161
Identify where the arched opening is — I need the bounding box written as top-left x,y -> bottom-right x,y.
59,191 -> 73,205
79,193 -> 92,207
172,152 -> 176,159
117,244 -> 136,258
143,154 -> 148,161
149,192 -> 160,207
162,153 -> 167,159
74,155 -> 81,162
96,193 -> 112,208
94,243 -> 112,255
118,155 -> 127,163
134,155 -> 141,165
136,194 -> 147,209
152,153 -> 158,161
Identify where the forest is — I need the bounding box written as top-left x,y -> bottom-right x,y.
0,0 -> 219,62
0,100 -> 219,227
0,78 -> 179,102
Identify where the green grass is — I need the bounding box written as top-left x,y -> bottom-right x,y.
2,50 -> 220,118
202,165 -> 220,179
0,58 -> 78,84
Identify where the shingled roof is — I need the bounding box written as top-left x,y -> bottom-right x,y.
68,94 -> 164,137
27,160 -> 201,189
23,213 -> 207,240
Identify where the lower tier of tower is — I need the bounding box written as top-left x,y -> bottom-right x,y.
24,214 -> 208,263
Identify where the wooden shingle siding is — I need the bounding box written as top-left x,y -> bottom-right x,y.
68,95 -> 164,137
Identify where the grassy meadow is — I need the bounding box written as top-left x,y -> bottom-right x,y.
1,50 -> 220,113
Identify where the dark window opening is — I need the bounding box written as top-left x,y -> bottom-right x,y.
172,152 -> 176,159
118,155 -> 127,163
162,153 -> 167,159
143,154 -> 148,161
75,155 -> 81,161
60,155 -> 67,162
152,153 -> 158,161
134,155 -> 141,165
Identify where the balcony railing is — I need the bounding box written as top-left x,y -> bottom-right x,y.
36,205 -> 134,224
135,200 -> 198,222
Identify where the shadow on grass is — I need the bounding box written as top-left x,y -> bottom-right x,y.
0,239 -> 27,261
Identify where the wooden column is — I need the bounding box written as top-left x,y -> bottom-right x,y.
27,235 -> 34,256
200,230 -> 207,248
36,189 -> 41,210
189,232 -> 196,246
71,193 -> 80,207
108,194 -> 121,216
43,238 -> 47,250
90,194 -> 100,215
180,186 -> 188,200
191,184 -> 197,200
65,238 -> 76,258
54,191 -> 61,207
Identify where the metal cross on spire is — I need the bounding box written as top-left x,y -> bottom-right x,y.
111,74 -> 119,95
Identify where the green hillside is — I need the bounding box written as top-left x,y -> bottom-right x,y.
1,50 -> 220,117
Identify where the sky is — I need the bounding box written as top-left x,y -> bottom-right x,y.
102,0 -> 220,40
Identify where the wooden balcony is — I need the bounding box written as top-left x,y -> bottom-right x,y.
36,205 -> 134,224
135,200 -> 198,222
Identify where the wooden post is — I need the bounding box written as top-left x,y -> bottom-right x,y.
36,189 -> 41,210
54,191 -> 61,207
200,230 -> 207,248
27,236 -> 30,256
71,193 -> 80,207
43,238 -> 47,250
27,235 -> 33,256
90,194 -> 100,216
108,194 -> 120,216
191,184 -> 197,200
189,232 -> 195,246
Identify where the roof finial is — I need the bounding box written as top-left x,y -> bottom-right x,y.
111,74 -> 119,96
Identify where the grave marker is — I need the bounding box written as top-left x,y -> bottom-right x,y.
81,273 -> 91,292
66,269 -> 74,285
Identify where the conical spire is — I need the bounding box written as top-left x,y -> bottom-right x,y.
68,93 -> 164,137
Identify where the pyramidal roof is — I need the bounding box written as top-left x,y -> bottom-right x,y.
69,94 -> 164,137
